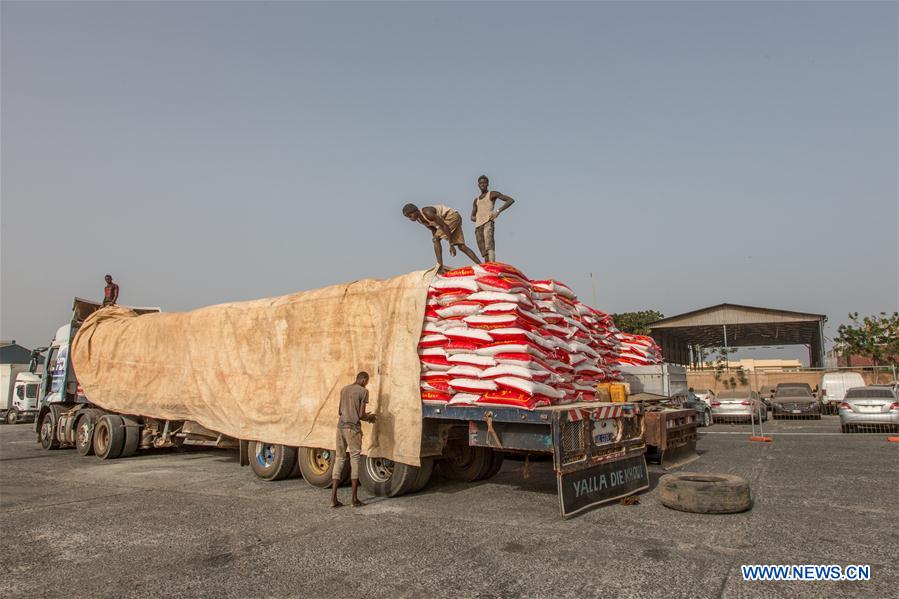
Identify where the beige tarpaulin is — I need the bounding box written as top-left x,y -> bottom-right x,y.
71,270 -> 433,466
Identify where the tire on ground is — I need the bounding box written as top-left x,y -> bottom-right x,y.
297,447 -> 348,488
358,456 -> 420,497
93,414 -> 126,460
120,416 -> 141,458
409,457 -> 435,493
659,472 -> 752,514
248,442 -> 297,481
5,408 -> 19,425
39,407 -> 61,450
480,449 -> 504,480
439,444 -> 490,482
74,410 -> 101,456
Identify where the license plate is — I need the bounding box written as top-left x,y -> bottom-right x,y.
557,454 -> 649,518
859,406 -> 880,413
792,410 -> 802,414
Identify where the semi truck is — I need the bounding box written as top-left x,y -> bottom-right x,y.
2,368 -> 41,425
36,295 -> 649,517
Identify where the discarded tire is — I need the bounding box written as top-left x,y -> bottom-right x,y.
659,472 -> 752,514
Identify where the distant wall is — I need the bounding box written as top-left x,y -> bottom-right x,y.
687,368 -> 895,393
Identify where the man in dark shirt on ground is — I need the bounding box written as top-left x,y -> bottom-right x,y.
331,371 -> 376,508
103,275 -> 119,306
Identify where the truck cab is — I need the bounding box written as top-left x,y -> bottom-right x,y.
8,372 -> 42,424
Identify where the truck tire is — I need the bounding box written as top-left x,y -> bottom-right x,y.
74,410 -> 101,456
248,442 -> 297,481
39,409 -> 60,450
5,408 -> 19,425
94,415 -> 126,460
409,457 -> 435,493
120,416 -> 141,458
297,447 -> 348,488
439,444 -> 490,482
659,472 -> 752,514
359,456 -> 420,497
480,449 -> 504,480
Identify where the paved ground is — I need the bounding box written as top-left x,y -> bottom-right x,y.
1,416 -> 896,598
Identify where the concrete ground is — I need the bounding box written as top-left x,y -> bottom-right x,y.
1,416 -> 896,598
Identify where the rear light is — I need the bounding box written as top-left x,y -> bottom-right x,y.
889,402 -> 899,411
710,400 -> 720,407
740,401 -> 752,406
839,402 -> 852,410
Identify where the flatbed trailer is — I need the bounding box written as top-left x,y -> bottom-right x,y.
422,401 -> 649,517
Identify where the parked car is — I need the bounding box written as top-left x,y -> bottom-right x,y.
776,382 -> 813,394
758,386 -> 776,409
710,390 -> 767,423
819,372 -> 866,415
685,389 -> 713,427
691,388 -> 716,406
772,386 -> 820,419
839,386 -> 899,432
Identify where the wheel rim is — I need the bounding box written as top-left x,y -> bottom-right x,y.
40,417 -> 53,444
95,422 -> 110,454
365,457 -> 395,483
77,420 -> 91,448
306,448 -> 331,475
7,411 -> 16,424
255,443 -> 276,468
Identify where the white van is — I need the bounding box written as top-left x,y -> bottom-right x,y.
820,372 -> 866,414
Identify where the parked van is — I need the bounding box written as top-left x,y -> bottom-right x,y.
820,372 -> 865,414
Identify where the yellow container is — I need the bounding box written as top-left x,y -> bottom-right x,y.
609,383 -> 628,403
595,383 -> 612,403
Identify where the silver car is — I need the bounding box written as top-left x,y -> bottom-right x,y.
711,390 -> 767,422
839,386 -> 899,433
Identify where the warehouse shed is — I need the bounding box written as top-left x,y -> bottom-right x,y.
648,304 -> 827,368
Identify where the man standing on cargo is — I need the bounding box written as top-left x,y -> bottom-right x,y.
332,371 -> 376,508
402,203 -> 481,271
470,175 -> 515,263
102,274 -> 119,306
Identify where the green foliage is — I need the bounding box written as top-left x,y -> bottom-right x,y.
707,347 -> 748,389
834,312 -> 899,366
611,310 -> 664,335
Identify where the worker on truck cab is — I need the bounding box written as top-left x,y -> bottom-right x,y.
470,175 -> 515,263
332,371 -> 377,508
402,203 -> 481,272
102,275 -> 119,306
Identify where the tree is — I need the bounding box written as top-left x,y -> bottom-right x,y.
611,310 -> 664,335
707,346 -> 748,390
834,312 -> 899,367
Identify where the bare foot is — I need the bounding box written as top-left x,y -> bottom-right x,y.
331,500 -> 344,508
352,500 -> 366,507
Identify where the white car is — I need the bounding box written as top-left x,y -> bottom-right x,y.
839,386 -> 899,432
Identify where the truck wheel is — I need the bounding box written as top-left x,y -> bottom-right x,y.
94,415 -> 126,459
75,411 -> 100,456
120,416 -> 141,458
39,410 -> 60,450
297,447 -> 348,488
439,444 -> 489,482
480,450 -> 504,480
659,472 -> 752,514
409,458 -> 435,493
5,409 -> 19,425
359,456 -> 420,497
248,442 -> 297,481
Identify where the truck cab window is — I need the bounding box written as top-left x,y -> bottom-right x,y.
26,384 -> 38,399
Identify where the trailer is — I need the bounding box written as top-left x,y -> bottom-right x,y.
36,296 -> 649,516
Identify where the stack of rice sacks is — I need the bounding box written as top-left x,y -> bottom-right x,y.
613,333 -> 664,366
419,263 -> 622,410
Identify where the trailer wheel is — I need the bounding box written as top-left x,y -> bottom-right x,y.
38,409 -> 60,450
359,457 -> 420,497
248,442 -> 297,481
409,457 -> 435,493
659,472 -> 752,514
74,411 -> 100,456
120,417 -> 141,458
297,447 -> 348,487
5,409 -> 19,425
480,450 -> 504,480
439,444 -> 490,482
93,415 -> 125,459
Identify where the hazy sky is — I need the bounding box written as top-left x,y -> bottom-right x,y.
2,1 -> 897,363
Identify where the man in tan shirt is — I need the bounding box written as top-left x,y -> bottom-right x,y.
402,203 -> 481,271
470,175 -> 515,263
332,371 -> 376,508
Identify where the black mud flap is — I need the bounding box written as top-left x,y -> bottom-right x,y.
558,453 -> 649,517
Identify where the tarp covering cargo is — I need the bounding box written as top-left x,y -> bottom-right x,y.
71,270 -> 433,466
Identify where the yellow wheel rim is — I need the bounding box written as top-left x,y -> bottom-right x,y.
306,448 -> 331,475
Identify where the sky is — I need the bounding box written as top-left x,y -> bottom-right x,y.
2,1 -> 897,364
